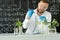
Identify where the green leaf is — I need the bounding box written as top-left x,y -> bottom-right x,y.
16,20 -> 22,27
51,18 -> 59,27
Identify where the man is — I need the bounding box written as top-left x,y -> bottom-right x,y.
23,0 -> 52,34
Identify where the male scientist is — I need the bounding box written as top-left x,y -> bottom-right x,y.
23,0 -> 52,34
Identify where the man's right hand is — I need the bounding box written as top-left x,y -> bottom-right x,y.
27,9 -> 34,18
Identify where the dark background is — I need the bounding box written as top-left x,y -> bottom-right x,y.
0,0 -> 60,33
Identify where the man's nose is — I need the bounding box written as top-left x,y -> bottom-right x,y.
40,7 -> 44,10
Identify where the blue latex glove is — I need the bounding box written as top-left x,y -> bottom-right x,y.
27,9 -> 34,18
39,16 -> 46,21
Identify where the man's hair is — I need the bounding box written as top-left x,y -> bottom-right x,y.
40,0 -> 49,4
36,0 -> 49,8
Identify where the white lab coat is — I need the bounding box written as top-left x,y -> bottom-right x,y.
23,9 -> 52,34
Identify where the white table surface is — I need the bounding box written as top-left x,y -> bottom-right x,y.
0,33 -> 60,40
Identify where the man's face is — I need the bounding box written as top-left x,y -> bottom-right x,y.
37,1 -> 49,13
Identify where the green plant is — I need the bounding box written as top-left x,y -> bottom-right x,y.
16,20 -> 22,27
49,18 -> 59,28
52,18 -> 59,27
